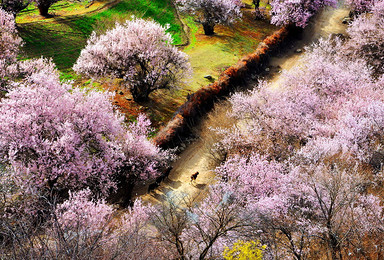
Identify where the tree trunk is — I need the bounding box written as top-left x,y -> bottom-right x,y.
107,173 -> 135,207
253,0 -> 260,9
253,0 -> 263,19
202,23 -> 215,36
38,3 -> 50,17
327,222 -> 342,260
175,237 -> 186,260
199,234 -> 220,260
131,86 -> 150,102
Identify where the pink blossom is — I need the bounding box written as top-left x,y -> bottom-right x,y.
270,0 -> 337,27
345,0 -> 378,13
55,188 -> 114,234
0,61 -> 169,196
176,0 -> 243,35
74,18 -> 192,101
0,8 -> 22,90
345,1 -> 384,75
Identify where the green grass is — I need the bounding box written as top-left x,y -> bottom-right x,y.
16,0 -> 277,126
17,0 -> 184,71
181,11 -> 276,91
70,0 -> 183,42
17,0 -> 93,19
183,16 -> 199,51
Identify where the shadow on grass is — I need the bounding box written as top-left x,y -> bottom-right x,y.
18,0 -> 185,70
18,22 -> 88,70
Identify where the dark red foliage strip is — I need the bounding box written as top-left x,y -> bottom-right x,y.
153,26 -> 290,148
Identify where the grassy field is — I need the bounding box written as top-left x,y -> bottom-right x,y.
16,0 -> 277,127
182,10 -> 275,92
17,0 -> 184,73
146,4 -> 276,125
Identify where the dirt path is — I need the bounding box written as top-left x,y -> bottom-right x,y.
269,4 -> 349,87
139,101 -> 234,204
140,4 -> 349,205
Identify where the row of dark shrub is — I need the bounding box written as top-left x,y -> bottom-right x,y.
153,26 -> 291,149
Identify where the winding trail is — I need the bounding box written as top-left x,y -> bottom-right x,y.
139,4 -> 349,204
269,4 -> 349,87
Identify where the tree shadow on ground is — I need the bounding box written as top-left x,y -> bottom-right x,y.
163,178 -> 183,190
193,183 -> 206,190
